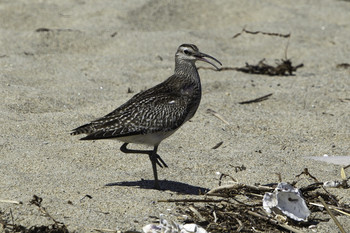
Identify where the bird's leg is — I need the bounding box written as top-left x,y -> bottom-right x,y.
120,143 -> 166,189
120,143 -> 168,168
149,145 -> 160,189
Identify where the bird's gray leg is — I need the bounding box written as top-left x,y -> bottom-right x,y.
120,143 -> 168,168
149,145 -> 160,189
120,143 -> 166,189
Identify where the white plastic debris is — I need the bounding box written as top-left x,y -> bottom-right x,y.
323,180 -> 342,188
143,214 -> 207,233
183,224 -> 207,233
263,182 -> 310,221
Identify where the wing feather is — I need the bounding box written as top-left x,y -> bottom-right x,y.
71,83 -> 192,140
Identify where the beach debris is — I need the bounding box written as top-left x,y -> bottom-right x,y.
263,182 -> 310,221
0,199 -> 22,205
199,28 -> 304,76
206,109 -> 230,125
318,196 -> 347,233
143,214 -> 207,233
110,32 -> 118,37
323,166 -> 349,188
323,180 -> 342,188
229,164 -> 246,173
341,166 -> 348,182
80,194 -> 93,202
198,59 -> 303,76
211,141 -> 223,149
166,167 -> 350,232
339,98 -> 350,102
35,27 -> 51,32
127,87 -> 134,93
238,93 -> 273,104
232,28 -> 291,39
0,195 -> 69,232
336,63 -> 350,69
235,59 -> 303,76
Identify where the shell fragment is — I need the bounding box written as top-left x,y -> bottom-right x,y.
263,182 -> 310,221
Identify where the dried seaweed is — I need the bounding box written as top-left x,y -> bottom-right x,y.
232,28 -> 291,39
167,168 -> 350,232
199,59 -> 303,76
236,59 -> 303,76
199,28 -> 304,76
0,195 -> 69,233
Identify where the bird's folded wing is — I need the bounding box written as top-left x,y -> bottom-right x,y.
72,92 -> 191,140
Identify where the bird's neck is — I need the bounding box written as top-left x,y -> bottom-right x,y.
174,60 -> 200,81
173,60 -> 202,121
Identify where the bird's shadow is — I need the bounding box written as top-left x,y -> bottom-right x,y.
105,179 -> 208,195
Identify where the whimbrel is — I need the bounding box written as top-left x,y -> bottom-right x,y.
71,44 -> 221,189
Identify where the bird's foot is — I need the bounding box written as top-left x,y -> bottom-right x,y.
155,153 -> 168,168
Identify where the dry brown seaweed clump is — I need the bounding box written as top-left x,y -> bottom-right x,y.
164,168 -> 350,232
199,58 -> 304,76
0,195 -> 69,233
198,28 -> 304,76
235,59 -> 304,76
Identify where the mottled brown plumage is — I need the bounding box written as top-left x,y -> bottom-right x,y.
71,44 -> 221,189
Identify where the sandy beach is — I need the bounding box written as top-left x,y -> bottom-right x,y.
1,0 -> 349,232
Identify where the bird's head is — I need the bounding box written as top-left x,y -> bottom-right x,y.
175,44 -> 222,70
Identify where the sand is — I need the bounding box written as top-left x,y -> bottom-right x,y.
1,0 -> 349,232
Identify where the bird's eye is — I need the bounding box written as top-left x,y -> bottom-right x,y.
183,49 -> 190,55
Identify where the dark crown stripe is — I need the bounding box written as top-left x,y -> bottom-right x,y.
180,44 -> 198,51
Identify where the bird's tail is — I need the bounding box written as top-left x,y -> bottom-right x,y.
70,123 -> 94,135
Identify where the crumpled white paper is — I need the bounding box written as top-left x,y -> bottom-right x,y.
143,214 -> 207,233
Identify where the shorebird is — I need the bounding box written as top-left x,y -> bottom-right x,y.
71,44 -> 221,189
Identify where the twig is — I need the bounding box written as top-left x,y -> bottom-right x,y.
309,202 -> 350,217
10,209 -> 14,228
318,196 -> 346,233
339,98 -> 350,103
296,168 -> 319,182
299,182 -> 324,192
207,183 -> 244,195
296,168 -> 338,204
235,217 -> 244,232
275,173 -> 282,183
218,172 -> 237,185
239,93 -> 273,104
232,28 -> 291,39
93,228 -> 118,232
213,211 -> 218,223
158,198 -> 224,203
189,206 -> 206,222
206,108 -> 230,125
29,195 -> 62,225
246,211 -> 303,233
0,199 -> 22,204
206,183 -> 273,195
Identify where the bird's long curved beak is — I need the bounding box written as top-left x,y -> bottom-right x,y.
195,52 -> 222,70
